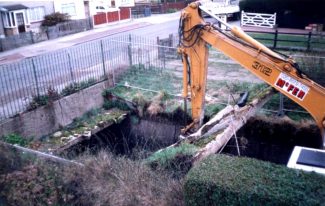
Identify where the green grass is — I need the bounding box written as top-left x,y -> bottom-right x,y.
0,134 -> 30,146
146,143 -> 198,166
117,69 -> 182,95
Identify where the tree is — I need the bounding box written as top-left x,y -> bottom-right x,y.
41,12 -> 70,27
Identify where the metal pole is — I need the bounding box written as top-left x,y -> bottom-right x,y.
128,34 -> 133,66
67,51 -> 75,83
31,58 -> 40,97
100,40 -> 107,78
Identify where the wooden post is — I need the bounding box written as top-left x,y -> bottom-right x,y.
307,31 -> 312,51
273,29 -> 278,49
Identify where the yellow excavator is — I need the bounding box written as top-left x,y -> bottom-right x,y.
178,2 -> 325,148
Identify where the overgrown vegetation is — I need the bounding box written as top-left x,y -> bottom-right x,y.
184,154 -> 325,206
0,151 -> 184,206
27,79 -> 97,111
42,12 -> 70,27
61,78 -> 96,97
0,134 -> 29,147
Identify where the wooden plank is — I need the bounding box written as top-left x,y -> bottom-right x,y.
192,87 -> 275,163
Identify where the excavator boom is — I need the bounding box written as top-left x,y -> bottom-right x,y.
179,2 -> 325,146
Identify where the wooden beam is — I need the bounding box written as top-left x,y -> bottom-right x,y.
192,87 -> 275,163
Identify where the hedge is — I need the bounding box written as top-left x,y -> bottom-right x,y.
184,154 -> 325,206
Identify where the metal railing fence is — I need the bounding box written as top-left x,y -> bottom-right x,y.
1,31 -> 324,123
0,34 -> 180,122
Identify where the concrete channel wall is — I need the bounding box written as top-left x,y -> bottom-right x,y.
0,80 -> 110,139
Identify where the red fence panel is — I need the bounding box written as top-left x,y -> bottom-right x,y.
94,13 -> 107,25
120,8 -> 130,20
107,11 -> 119,22
167,2 -> 187,10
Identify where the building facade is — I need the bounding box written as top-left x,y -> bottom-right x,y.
0,0 -> 91,37
0,1 -> 55,36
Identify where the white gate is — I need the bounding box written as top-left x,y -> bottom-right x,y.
241,11 -> 276,28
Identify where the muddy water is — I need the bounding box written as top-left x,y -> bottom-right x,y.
223,117 -> 322,164
62,114 -> 184,158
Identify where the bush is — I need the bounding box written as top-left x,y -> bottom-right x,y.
42,12 -> 70,27
1,134 -> 29,147
184,154 -> 325,206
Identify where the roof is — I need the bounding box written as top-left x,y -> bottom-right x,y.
2,4 -> 28,11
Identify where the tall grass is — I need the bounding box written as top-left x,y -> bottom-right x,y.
0,150 -> 184,206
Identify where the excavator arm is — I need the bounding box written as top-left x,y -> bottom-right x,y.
178,2 -> 325,146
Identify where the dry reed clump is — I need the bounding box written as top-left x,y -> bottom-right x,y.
65,151 -> 184,206
147,91 -> 167,116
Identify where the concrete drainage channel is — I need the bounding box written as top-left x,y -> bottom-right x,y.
52,111 -> 322,165
58,114 -> 184,159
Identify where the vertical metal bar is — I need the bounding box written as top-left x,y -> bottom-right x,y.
128,34 -> 133,66
31,58 -> 40,97
0,65 -> 8,120
100,40 -> 107,79
67,51 -> 75,83
3,65 -> 15,117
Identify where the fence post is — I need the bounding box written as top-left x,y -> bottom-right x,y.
128,34 -> 133,66
31,58 -> 40,97
273,29 -> 278,49
307,31 -> 312,51
67,52 -> 75,83
30,31 -> 34,44
277,93 -> 284,117
240,11 -> 244,27
0,39 -> 3,52
100,40 -> 107,78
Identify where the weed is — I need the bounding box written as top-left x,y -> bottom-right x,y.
26,95 -> 49,111
103,99 -> 130,111
61,78 -> 97,97
1,134 -> 29,147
